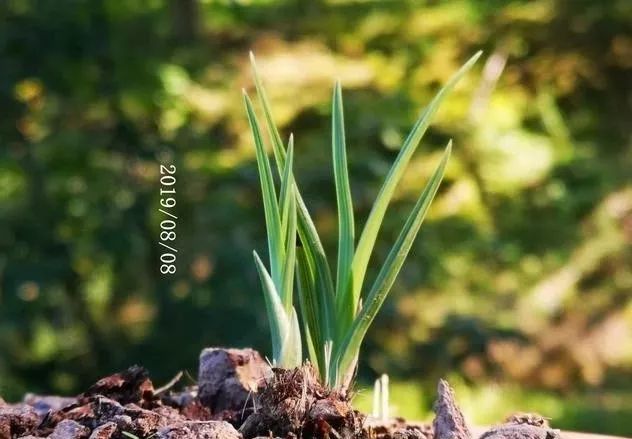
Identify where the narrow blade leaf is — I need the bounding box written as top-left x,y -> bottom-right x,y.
244,92 -> 283,289
253,250 -> 290,365
280,306 -> 303,367
331,81 -> 355,336
351,52 -> 481,308
337,142 -> 452,380
279,136 -> 295,236
249,56 -> 336,349
296,247 -> 325,375
281,183 -> 297,312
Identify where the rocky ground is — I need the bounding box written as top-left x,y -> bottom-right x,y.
1,347 -> 563,439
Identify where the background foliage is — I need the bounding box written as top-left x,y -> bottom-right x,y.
0,0 -> 630,435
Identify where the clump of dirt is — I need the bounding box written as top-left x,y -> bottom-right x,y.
239,364 -> 363,439
364,417 -> 433,439
0,364 -> 240,439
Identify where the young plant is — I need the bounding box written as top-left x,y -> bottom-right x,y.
246,51 -> 481,389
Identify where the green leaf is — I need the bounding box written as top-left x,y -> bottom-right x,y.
279,136 -> 295,238
350,52 -> 481,311
296,247 -> 325,375
336,142 -> 452,384
281,177 -> 297,312
244,92 -> 283,289
250,55 -> 336,358
280,306 -> 303,368
253,250 -> 290,365
331,81 -> 355,337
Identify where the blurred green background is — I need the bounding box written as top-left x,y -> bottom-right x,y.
0,0 -> 631,435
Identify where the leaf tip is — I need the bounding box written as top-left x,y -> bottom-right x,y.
333,80 -> 343,98
469,50 -> 484,65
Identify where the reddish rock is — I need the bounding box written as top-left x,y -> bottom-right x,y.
87,422 -> 117,439
198,348 -> 271,413
156,421 -> 241,439
49,420 -> 90,439
0,404 -> 39,439
91,397 -> 125,424
111,415 -> 133,431
124,404 -> 170,437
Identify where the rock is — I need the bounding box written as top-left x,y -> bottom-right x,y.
124,404 -> 170,437
88,422 -> 117,439
392,429 -> 428,439
23,395 -> 77,417
432,379 -> 472,439
198,348 -> 271,413
478,424 -> 561,439
307,398 -> 349,423
111,414 -> 133,431
92,397 -> 125,423
0,404 -> 39,439
49,420 -> 91,439
156,421 -> 242,439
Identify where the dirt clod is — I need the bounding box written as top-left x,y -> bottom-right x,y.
0,349 -> 568,439
365,418 -> 434,439
478,424 -> 561,439
239,365 -> 362,439
198,348 -> 272,414
156,421 -> 242,439
432,379 -> 472,439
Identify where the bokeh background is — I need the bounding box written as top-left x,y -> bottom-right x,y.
1,0 -> 631,435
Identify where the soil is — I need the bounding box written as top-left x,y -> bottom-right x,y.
1,348 -> 565,439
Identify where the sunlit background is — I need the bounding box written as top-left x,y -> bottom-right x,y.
0,0 -> 631,435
